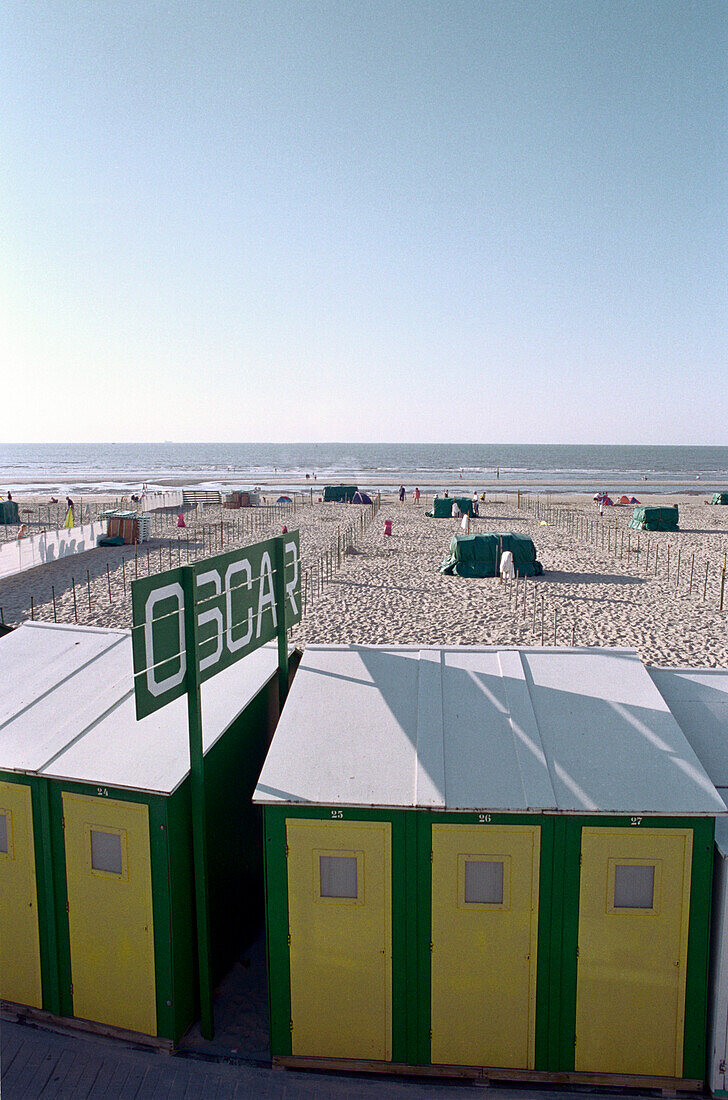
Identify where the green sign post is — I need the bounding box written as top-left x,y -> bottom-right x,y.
131,533 -> 300,1038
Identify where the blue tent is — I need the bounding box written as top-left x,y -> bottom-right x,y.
276,495 -> 293,503
352,490 -> 373,505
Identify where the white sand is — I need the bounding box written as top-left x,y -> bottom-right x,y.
1,493 -> 727,668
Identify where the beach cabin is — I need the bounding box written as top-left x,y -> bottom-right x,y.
323,485 -> 358,503
629,505 -> 680,531
0,621 -> 281,1043
439,533 -> 542,577
254,644 -> 723,1087
100,511 -> 151,544
427,495 -> 476,518
712,494 -> 728,506
650,667 -> 728,1096
0,499 -> 20,525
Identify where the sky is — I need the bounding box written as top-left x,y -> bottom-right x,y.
2,1 -> 726,445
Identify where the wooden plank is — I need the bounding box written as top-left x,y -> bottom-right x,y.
1,1003 -> 174,1052
274,1055 -> 703,1091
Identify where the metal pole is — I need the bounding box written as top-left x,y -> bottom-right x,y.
181,567 -> 215,1040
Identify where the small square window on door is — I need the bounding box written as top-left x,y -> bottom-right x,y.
0,809 -> 11,858
458,854 -> 510,909
313,849 -> 363,904
607,858 -> 661,914
85,825 -> 128,880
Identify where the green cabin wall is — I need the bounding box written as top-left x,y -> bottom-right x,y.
1,668 -> 276,1045
263,805 -> 715,1078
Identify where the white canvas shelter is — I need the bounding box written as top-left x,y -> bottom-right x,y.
0,621 -> 279,794
650,666 -> 728,1096
254,645 -> 725,816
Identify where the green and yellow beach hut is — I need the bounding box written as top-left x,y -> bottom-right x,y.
0,621 -> 281,1043
254,644 -> 724,1087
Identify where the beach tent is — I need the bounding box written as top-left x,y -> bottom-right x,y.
427,495 -> 476,518
276,496 -> 292,503
0,500 -> 20,525
628,505 -> 679,531
629,497 -> 641,505
618,495 -> 631,505
254,644 -> 722,1084
0,621 -> 284,1043
712,493 -> 728,506
351,490 -> 373,505
439,532 -> 543,577
323,485 -> 358,503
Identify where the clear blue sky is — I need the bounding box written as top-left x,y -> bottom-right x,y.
3,1 -> 726,444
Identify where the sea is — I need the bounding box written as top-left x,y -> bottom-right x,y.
1,443 -> 727,495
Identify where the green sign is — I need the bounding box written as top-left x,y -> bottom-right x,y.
131,532 -> 300,720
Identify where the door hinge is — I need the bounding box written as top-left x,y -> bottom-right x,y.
576,946 -> 579,958
578,853 -> 582,866
70,982 -> 74,996
285,844 -> 289,857
430,851 -> 433,863
429,941 -> 433,953
62,817 -> 65,829
287,933 -> 291,946
289,1020 -> 293,1032
719,1059 -> 726,1074
429,1029 -> 433,1040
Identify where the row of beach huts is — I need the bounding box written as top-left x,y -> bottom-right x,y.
4,622 -> 728,1089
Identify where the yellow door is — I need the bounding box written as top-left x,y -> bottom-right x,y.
62,793 -> 157,1035
286,819 -> 392,1059
0,781 -> 42,1007
431,823 -> 541,1069
575,827 -> 693,1077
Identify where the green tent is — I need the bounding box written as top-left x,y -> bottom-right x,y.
323,485 -> 358,503
440,533 -> 543,577
628,505 -> 679,531
427,496 -> 476,518
0,500 -> 20,524
712,493 -> 728,505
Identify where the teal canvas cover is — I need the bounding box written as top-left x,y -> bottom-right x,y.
323,485 -> 358,502
628,505 -> 679,531
0,500 -> 20,524
440,532 -> 543,577
427,496 -> 475,518
712,493 -> 728,505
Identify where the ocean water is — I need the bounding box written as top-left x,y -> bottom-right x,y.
1,442 -> 727,494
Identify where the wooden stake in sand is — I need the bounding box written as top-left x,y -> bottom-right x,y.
72,577 -> 78,622
689,553 -> 694,596
704,562 -> 709,601
52,585 -> 57,622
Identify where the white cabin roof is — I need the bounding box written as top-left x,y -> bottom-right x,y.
0,622 -> 278,794
254,645 -> 725,815
650,666 -> 728,850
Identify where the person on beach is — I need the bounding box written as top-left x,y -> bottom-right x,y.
399,485 -> 405,502
443,488 -> 449,497
413,487 -> 420,504
472,492 -> 479,516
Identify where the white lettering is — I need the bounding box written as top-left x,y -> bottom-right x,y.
196,570 -> 223,672
226,559 -> 253,652
144,583 -> 186,697
256,551 -> 277,637
285,539 -> 299,617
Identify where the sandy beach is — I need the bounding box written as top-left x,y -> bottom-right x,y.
1,489 -> 726,668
